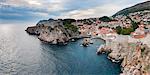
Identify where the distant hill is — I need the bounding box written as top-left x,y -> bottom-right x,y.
113,1 -> 150,17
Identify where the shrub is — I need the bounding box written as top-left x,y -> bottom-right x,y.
141,47 -> 145,53
64,24 -> 78,32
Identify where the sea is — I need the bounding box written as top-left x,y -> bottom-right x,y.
0,24 -> 121,75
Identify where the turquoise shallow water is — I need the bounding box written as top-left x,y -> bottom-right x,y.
0,25 -> 121,75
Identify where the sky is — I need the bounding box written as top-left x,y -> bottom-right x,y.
0,0 -> 148,25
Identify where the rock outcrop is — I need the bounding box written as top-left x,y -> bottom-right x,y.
82,38 -> 90,47
25,26 -> 38,35
26,19 -> 79,45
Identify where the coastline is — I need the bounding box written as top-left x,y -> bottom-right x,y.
25,8 -> 150,75
97,34 -> 150,75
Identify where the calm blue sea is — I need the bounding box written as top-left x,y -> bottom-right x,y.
0,25 -> 121,75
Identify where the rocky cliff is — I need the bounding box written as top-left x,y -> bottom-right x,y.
97,35 -> 150,75
26,19 -> 79,45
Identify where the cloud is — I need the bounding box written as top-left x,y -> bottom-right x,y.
55,0 -> 147,19
55,4 -> 126,19
0,0 -> 148,24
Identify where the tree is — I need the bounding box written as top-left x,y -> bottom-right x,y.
116,26 -> 122,34
115,26 -> 134,35
99,16 -> 112,22
63,19 -> 76,24
64,24 -> 78,32
126,16 -> 139,30
121,28 -> 134,35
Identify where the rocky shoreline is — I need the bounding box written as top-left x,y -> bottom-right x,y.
25,19 -> 81,45
26,26 -> 91,45
97,35 -> 150,75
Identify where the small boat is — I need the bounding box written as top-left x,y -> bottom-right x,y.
71,39 -> 75,42
90,39 -> 93,44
